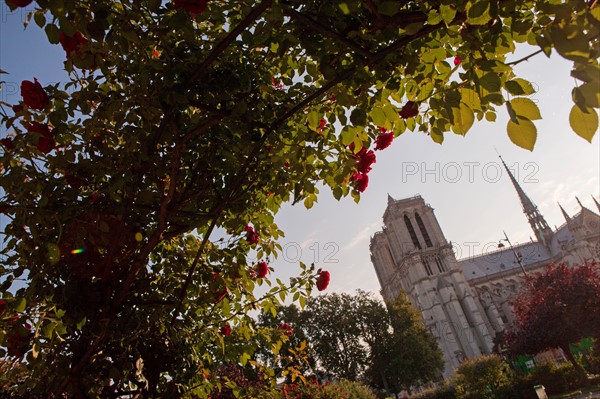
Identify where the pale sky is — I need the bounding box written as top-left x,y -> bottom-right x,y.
1,4 -> 599,298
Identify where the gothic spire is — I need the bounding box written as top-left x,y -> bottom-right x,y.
576,196 -> 584,209
387,193 -> 395,205
500,155 -> 553,246
593,195 -> 600,212
558,202 -> 572,222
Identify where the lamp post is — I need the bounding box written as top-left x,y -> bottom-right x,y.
498,231 -> 527,276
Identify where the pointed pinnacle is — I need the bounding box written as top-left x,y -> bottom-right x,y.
592,195 -> 600,212
558,202 -> 571,222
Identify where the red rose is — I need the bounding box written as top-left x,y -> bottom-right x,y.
220,324 -> 232,336
355,148 -> 376,173
21,78 -> 49,110
399,101 -> 419,119
256,261 -> 269,279
1,137 -> 14,150
59,32 -> 88,58
6,0 -> 33,7
6,319 -> 32,358
454,56 -> 462,66
245,224 -> 259,245
279,323 -> 293,336
173,0 -> 208,14
351,172 -> 369,192
0,299 -> 5,315
374,131 -> 394,151
28,122 -> 55,154
316,270 -> 330,291
12,103 -> 24,113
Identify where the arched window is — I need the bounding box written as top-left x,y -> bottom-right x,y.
423,260 -> 433,276
404,215 -> 422,249
435,256 -> 446,273
415,212 -> 433,247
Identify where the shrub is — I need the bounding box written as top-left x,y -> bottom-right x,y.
331,380 -> 378,399
526,362 -> 585,396
410,382 -> 457,399
454,354 -> 513,399
277,380 -> 346,399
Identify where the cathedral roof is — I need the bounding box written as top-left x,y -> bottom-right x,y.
459,241 -> 551,280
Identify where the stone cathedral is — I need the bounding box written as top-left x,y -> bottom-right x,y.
370,159 -> 600,378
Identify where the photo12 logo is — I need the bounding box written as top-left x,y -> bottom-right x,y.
400,161 -> 539,184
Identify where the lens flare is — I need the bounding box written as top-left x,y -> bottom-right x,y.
70,248 -> 85,254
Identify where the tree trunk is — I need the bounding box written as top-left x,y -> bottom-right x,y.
559,343 -> 586,375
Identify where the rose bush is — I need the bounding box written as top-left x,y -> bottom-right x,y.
0,0 -> 598,396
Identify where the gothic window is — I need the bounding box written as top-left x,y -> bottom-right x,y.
424,260 -> 433,276
404,215 -> 422,249
415,212 -> 433,247
435,256 -> 446,273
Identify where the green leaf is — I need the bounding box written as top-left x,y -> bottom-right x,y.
509,98 -> 542,120
350,108 -> 367,126
569,105 -> 598,143
485,112 -> 496,122
549,27 -> 590,62
370,107 -> 387,126
451,103 -> 475,135
76,317 -> 87,330
15,297 -> 26,312
240,352 -> 251,366
573,83 -> 600,108
466,0 -> 491,25
379,1 -> 401,17
479,72 -> 502,93
459,88 -> 481,111
34,12 -> 46,28
430,129 -> 444,144
338,2 -> 350,14
45,24 -> 61,44
307,111 -> 320,131
440,4 -> 457,25
507,117 -> 537,151
505,79 -> 535,96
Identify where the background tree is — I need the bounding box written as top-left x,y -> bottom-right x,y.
260,291 -> 443,395
506,261 -> 600,373
368,293 -> 444,395
0,0 -> 598,396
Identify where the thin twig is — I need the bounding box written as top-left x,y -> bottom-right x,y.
506,49 -> 544,66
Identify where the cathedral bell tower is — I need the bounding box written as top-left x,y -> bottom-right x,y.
370,195 -> 495,377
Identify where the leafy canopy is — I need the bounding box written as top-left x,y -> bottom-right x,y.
0,0 -> 598,396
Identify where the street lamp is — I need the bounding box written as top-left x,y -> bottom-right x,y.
498,231 -> 527,276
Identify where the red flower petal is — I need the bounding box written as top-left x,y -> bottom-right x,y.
374,131 -> 394,151
316,270 -> 330,291
21,78 -> 49,110
256,261 -> 269,279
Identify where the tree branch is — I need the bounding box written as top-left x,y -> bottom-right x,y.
188,0 -> 273,83
284,8 -> 374,60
